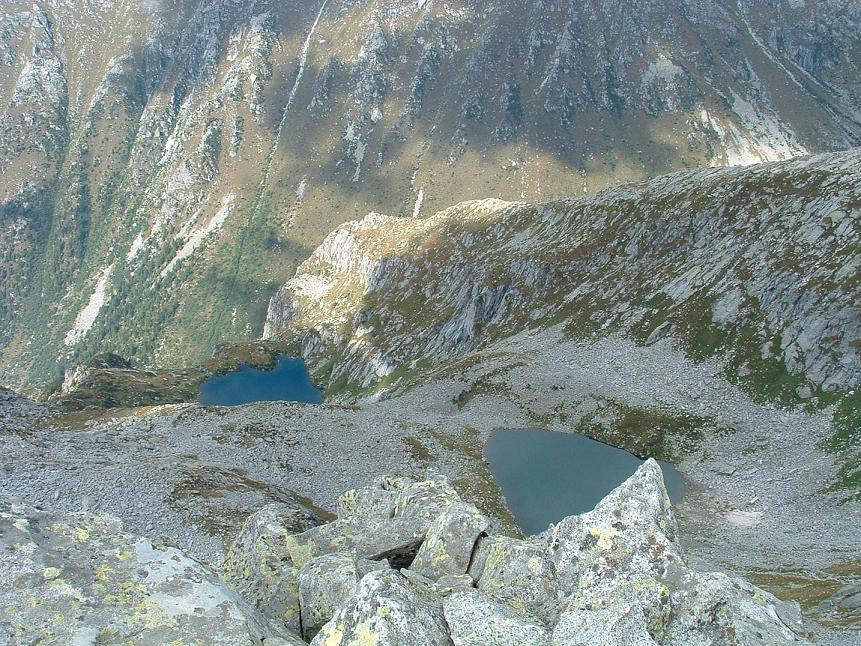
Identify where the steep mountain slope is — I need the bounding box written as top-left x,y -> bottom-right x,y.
264,148 -> 861,496
1,0 -> 860,391
265,149 -> 860,394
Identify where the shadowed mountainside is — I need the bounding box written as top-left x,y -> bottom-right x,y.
1,0 -> 860,392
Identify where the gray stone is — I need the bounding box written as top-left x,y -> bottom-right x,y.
0,500 -> 301,645
223,502 -> 321,632
436,573 -> 476,594
411,502 -> 489,580
551,601 -> 658,646
287,515 -> 428,569
390,475 -> 463,522
546,459 -> 680,599
559,575 -> 672,640
338,475 -> 460,524
311,569 -> 451,646
290,475 -> 464,572
472,535 -> 558,622
298,553 -> 388,641
337,475 -> 407,520
662,568 -> 811,644
444,589 -> 550,645
827,583 -> 861,611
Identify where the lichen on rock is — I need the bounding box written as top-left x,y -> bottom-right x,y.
221,462 -> 810,645
0,499 -> 297,645
0,458 -> 811,645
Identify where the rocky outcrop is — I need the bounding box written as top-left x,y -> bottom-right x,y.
224,462 -> 809,645
223,475 -> 461,635
0,387 -> 47,435
222,500 -> 324,634
59,352 -> 131,395
47,341 -> 294,410
0,499 -> 300,645
265,149 -> 861,397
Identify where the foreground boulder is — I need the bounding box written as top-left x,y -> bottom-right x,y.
227,461 -> 810,645
0,499 -> 300,645
1,461 -> 809,645
311,569 -> 451,645
224,474 -> 462,633
222,501 -> 323,632
444,589 -> 550,645
298,553 -> 389,641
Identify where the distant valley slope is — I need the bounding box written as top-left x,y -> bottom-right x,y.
2,0 -> 860,390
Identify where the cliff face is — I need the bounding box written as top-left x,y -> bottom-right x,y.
264,148 -> 861,397
2,0 -> 860,391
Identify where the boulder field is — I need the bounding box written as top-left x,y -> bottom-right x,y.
1,461 -> 808,644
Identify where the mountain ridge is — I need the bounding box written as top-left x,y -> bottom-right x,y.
264,148 -> 861,397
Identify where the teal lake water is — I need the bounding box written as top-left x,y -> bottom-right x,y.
198,356 -> 323,406
485,428 -> 683,535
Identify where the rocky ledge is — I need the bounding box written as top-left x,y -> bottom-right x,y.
0,500 -> 298,645
2,460 -> 810,644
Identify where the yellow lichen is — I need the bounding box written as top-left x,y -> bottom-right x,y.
136,599 -> 179,630
526,557 -> 544,574
95,564 -> 113,582
354,621 -> 382,646
318,619 -> 346,645
588,525 -> 619,550
74,527 -> 91,543
43,567 -> 62,580
284,535 -> 314,569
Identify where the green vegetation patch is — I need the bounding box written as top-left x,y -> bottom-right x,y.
575,399 -> 731,463
50,341 -> 298,413
745,559 -> 861,628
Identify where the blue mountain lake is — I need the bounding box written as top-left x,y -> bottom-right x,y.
485,428 -> 684,535
198,356 -> 323,406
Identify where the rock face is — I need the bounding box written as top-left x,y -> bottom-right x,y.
59,352 -> 132,395
224,461 -> 810,645
0,499 -> 299,645
223,474 -> 462,634
2,0 -> 861,393
222,500 -> 324,633
265,149 -> 861,397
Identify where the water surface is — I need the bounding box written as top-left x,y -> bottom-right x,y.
485,428 -> 683,535
198,356 -> 323,406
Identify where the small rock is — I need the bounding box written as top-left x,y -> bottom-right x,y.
436,573 -> 475,594
311,570 -> 450,646
444,589 -> 549,646
411,502 -> 489,580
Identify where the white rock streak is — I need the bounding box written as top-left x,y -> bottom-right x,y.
126,233 -> 145,262
267,0 -> 330,182
161,193 -> 235,277
412,189 -> 424,218
64,264 -> 114,346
